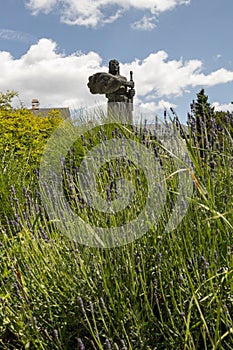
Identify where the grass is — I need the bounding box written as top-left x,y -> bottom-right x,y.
0,111 -> 233,349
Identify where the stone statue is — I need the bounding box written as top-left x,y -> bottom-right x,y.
87,59 -> 135,123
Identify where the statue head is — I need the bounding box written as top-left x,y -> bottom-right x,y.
109,59 -> 120,75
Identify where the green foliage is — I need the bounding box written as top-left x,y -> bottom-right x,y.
189,89 -> 215,140
0,104 -> 63,225
193,88 -> 215,120
0,90 -> 18,110
0,107 -> 63,168
188,89 -> 233,158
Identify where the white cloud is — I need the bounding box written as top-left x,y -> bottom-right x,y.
0,38 -> 105,109
136,99 -> 177,112
1,38 -> 233,114
25,0 -> 191,28
121,52 -> 233,97
190,68 -> 233,87
212,102 -> 233,112
131,16 -> 157,31
0,29 -> 36,43
214,54 -> 222,61
26,0 -> 57,15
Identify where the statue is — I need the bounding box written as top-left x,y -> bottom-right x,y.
87,59 -> 135,123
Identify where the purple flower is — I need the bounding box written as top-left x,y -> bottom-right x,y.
89,301 -> 94,315
33,316 -> 39,331
10,184 -> 16,196
77,338 -> 85,350
78,297 -> 86,314
200,255 -> 209,270
54,329 -> 62,346
120,339 -> 127,350
105,338 -> 111,349
158,252 -> 162,268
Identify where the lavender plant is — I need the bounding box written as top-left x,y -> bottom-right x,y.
0,100 -> 233,349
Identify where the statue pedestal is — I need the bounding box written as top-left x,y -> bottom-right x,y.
107,102 -> 133,125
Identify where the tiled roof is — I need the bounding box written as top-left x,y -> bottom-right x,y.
30,107 -> 70,119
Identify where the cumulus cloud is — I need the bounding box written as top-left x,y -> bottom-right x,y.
0,39 -> 105,109
26,0 -> 57,15
25,0 -> 190,28
1,38 -> 233,113
212,102 -> 233,112
136,99 -> 177,113
121,51 -> 233,97
190,68 -> 233,86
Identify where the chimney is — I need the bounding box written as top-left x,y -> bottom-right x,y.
32,98 -> 40,110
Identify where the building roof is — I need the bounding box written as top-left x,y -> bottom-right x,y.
29,99 -> 70,119
31,107 -> 71,119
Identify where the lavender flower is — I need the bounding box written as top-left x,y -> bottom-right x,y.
10,184 -> 16,196
178,274 -> 183,287
54,329 -> 62,347
120,339 -> 127,350
34,168 -> 40,179
13,282 -> 22,300
78,297 -> 86,314
89,301 -> 94,315
77,338 -> 85,350
158,252 -> 162,269
115,127 -> 119,137
14,213 -> 22,229
100,297 -> 106,310
200,255 -> 209,270
25,264 -> 33,276
81,134 -> 87,146
35,188 -> 42,202
23,186 -> 27,198
23,212 -> 32,230
33,316 -> 39,331
106,186 -> 111,202
39,226 -> 50,243
4,215 -> 10,227
105,338 -> 111,349
89,137 -> 94,146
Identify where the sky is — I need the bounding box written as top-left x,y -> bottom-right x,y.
1,0 -> 233,123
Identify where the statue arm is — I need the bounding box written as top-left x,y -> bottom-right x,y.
87,72 -> 135,98
87,73 -> 127,94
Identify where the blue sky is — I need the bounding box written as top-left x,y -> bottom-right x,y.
1,0 -> 233,122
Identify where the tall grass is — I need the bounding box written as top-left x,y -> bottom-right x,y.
0,112 -> 232,349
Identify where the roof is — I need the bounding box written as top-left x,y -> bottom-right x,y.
30,107 -> 71,119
